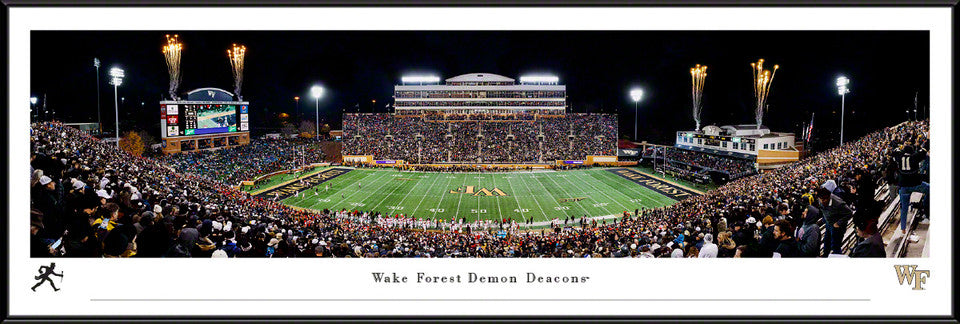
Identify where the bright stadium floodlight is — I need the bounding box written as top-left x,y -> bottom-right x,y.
630,89 -> 644,102
30,97 -> 38,121
109,67 -> 125,148
629,88 -> 644,141
836,76 -> 850,146
311,85 -> 324,137
401,75 -> 441,85
519,75 -> 559,84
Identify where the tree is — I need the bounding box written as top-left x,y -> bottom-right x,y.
119,131 -> 145,156
280,122 -> 297,138
298,120 -> 314,135
320,123 -> 332,138
137,130 -> 158,147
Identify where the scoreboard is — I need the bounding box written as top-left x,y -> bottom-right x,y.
160,101 -> 250,138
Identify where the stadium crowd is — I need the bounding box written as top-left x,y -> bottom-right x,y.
159,138 -> 327,185
30,119 -> 927,258
343,113 -> 617,164
664,147 -> 755,176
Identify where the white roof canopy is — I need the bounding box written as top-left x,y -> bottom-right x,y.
445,73 -> 515,83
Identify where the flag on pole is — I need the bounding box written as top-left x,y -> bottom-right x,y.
94,57 -> 100,68
805,113 -> 815,143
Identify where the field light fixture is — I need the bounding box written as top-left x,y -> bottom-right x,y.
519,75 -> 559,84
109,67 -> 125,148
311,85 -> 324,137
630,89 -> 644,102
629,88 -> 644,141
401,75 -> 441,84
836,76 -> 850,145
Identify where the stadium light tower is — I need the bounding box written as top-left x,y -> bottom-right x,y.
836,76 -> 850,146
30,97 -> 38,121
94,58 -> 102,134
630,88 -> 644,141
294,96 -> 300,121
311,85 -> 324,137
109,67 -> 124,148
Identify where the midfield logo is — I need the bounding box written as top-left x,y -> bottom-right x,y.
894,265 -> 930,290
449,186 -> 508,196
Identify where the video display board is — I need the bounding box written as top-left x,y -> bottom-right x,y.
161,103 -> 249,137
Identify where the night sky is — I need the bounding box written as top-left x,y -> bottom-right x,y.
30,31 -> 928,149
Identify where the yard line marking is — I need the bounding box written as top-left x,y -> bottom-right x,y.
542,172 -> 592,217
296,170 -> 367,209
430,173 -> 458,219
504,173 -> 528,223
570,170 -> 629,214
328,170 -> 395,211
595,170 -> 678,211
370,171 -> 412,212
391,170 -> 430,213
454,173 -> 469,220
596,169 -> 666,204
409,172 -> 443,219
306,170 -> 377,210
516,172 -> 556,220
491,173 -> 504,222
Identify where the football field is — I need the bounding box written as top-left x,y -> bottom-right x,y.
253,168 -> 682,223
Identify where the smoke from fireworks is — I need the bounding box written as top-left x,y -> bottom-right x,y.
690,64 -> 707,130
162,34 -> 182,100
751,59 -> 779,129
227,43 -> 246,99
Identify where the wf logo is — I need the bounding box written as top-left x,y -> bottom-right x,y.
894,265 -> 930,290
449,186 -> 508,196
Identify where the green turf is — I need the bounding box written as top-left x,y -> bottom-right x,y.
270,168 -> 677,223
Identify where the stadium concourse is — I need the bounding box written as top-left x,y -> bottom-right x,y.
29,120 -> 928,258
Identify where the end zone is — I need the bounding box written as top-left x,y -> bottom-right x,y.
253,167 -> 353,200
606,168 -> 701,200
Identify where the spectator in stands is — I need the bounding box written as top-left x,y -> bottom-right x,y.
698,233 -> 718,258
816,187 -> 854,256
757,216 -> 777,257
889,139 -> 929,234
849,217 -> 885,258
716,231 -> 737,258
850,168 -> 878,225
796,204 -> 822,258
772,220 -> 800,257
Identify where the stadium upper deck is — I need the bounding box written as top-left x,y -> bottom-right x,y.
394,73 -> 566,115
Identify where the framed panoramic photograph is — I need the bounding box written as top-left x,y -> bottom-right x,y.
3,1 -> 956,322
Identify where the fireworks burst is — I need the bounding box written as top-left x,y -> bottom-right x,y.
162,34 -> 183,100
690,64 -> 707,130
751,59 -> 779,129
227,43 -> 246,99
